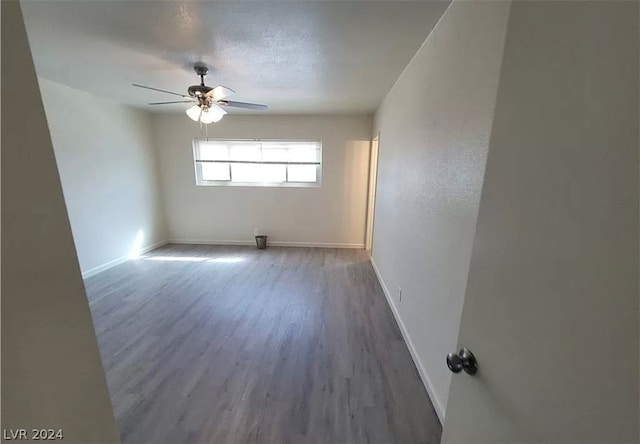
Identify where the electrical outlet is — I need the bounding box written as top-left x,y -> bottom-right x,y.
254,228 -> 259,236
398,287 -> 403,303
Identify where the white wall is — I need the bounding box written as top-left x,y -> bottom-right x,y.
2,1 -> 120,440
370,0 -> 511,420
39,79 -> 165,277
153,114 -> 371,247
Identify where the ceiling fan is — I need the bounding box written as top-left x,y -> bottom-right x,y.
132,62 -> 268,124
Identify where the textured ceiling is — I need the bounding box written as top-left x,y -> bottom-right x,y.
21,0 -> 450,114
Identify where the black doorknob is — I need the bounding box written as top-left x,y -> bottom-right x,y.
446,348 -> 478,375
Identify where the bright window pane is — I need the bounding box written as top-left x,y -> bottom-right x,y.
288,165 -> 317,182
289,143 -> 319,150
230,144 -> 260,161
288,148 -> 319,163
232,164 -> 286,182
231,164 -> 260,182
262,148 -> 288,162
260,164 -> 287,182
198,143 -> 228,160
201,163 -> 230,181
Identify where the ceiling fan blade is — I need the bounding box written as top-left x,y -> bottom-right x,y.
205,85 -> 235,101
148,100 -> 195,105
218,100 -> 268,111
132,83 -> 189,98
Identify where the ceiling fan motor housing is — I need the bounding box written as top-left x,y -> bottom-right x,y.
188,84 -> 213,97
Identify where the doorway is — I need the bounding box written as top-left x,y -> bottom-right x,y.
365,133 -> 380,251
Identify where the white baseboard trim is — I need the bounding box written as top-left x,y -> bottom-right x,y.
81,240 -> 168,279
369,256 -> 446,424
168,239 -> 365,249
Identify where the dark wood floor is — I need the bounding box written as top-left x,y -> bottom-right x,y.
85,244 -> 441,444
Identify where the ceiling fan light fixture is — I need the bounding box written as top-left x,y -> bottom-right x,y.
186,104 -> 201,122
199,109 -> 216,124
202,103 -> 227,123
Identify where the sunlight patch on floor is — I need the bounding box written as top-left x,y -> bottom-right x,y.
141,255 -> 245,264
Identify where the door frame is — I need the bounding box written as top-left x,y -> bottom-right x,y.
365,133 -> 380,251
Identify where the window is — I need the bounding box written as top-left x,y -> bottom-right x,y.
193,139 -> 322,187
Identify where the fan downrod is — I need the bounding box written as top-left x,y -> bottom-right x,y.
189,63 -> 213,97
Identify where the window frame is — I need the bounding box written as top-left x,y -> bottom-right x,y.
193,138 -> 323,188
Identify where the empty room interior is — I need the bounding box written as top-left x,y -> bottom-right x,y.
3,0 -> 640,443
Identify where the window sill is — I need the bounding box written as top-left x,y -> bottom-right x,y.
195,181 -> 322,188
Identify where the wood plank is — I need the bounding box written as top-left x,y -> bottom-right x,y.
85,245 -> 441,443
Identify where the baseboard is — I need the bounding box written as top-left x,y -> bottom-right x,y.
81,240 -> 168,279
168,239 -> 365,249
369,256 -> 446,423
